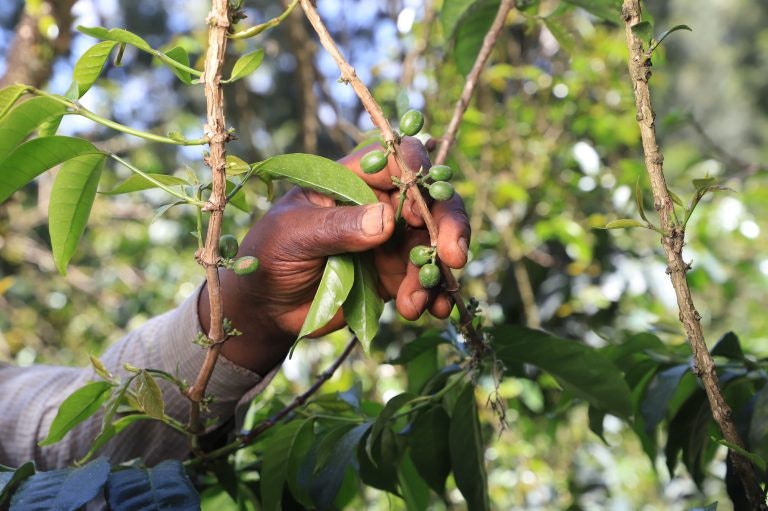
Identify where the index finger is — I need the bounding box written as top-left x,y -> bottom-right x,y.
338,136 -> 431,192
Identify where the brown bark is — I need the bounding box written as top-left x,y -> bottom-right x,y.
622,1 -> 766,508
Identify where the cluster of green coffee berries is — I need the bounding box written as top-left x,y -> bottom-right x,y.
360,109 -> 456,203
218,234 -> 259,275
409,244 -> 442,289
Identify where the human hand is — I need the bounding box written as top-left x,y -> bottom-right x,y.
199,138 -> 470,374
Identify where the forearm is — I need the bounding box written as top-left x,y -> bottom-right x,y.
0,288 -> 276,470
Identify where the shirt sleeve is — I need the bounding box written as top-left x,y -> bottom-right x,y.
0,288 -> 279,470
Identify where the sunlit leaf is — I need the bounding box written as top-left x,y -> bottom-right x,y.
0,84 -> 27,121
77,26 -> 152,52
105,460 -> 200,510
225,155 -> 250,175
225,49 -> 265,83
39,381 -> 113,446
10,458 -> 110,511
604,219 -> 645,229
453,0 -> 498,76
73,41 -> 118,97
101,173 -> 189,195
440,0 -> 480,39
163,46 -> 194,84
49,153 -> 106,274
135,370 -> 164,420
542,16 -> 575,53
297,255 -> 355,342
492,325 -> 633,418
343,254 -> 384,353
449,383 -> 489,511
630,20 -> 653,43
79,415 -> 151,464
261,154 -> 377,205
0,97 -> 68,159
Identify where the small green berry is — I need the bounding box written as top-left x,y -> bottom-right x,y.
428,181 -> 455,201
409,245 -> 433,267
428,165 -> 453,182
360,149 -> 388,174
419,263 -> 441,289
399,109 -> 425,136
233,256 -> 259,275
218,234 -> 239,259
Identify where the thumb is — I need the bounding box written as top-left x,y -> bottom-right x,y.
297,202 -> 395,258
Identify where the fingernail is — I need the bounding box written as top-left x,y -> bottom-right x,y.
362,204 -> 384,236
458,237 -> 468,257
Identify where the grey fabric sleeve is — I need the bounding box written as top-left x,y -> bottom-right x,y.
0,289 -> 279,470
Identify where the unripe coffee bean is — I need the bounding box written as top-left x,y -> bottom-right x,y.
429,181 -> 455,201
419,263 -> 441,288
360,149 -> 388,174
399,109 -> 425,136
428,165 -> 453,182
409,245 -> 433,267
233,256 -> 259,275
218,234 -> 239,259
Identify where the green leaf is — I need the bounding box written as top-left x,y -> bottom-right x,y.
49,153 -> 106,275
398,452 -> 431,511
409,406 -> 451,494
639,364 -> 688,435
693,177 -> 717,191
226,155 -> 251,175
101,173 -> 189,195
0,136 -> 101,204
492,325 -> 633,418
0,85 -> 27,121
440,0 -> 480,39
366,393 -> 415,463
286,419 -> 316,508
261,154 -> 377,205
310,422 -> 371,510
357,431 -> 399,494
449,383 -> 489,511
388,332 -> 449,365
77,25 -> 152,52
652,24 -> 692,51
225,49 -> 265,83
39,381 -> 113,446
563,0 -> 620,23
163,46 -> 194,84
79,415 -> 151,464
668,189 -> 684,207
635,178 -> 649,223
135,370 -> 164,420
73,41 -> 118,97
0,97 -> 68,159
225,179 -> 248,213
261,419 -> 314,511
343,254 -> 384,353
713,437 -> 767,472
106,460 -> 200,510
297,254 -> 355,340
453,0 -> 499,76
0,462 -> 35,507
406,345 -> 439,395
603,219 -> 645,229
10,457 -> 110,511
749,384 -> 768,469
711,331 -> 745,360
630,20 -> 653,43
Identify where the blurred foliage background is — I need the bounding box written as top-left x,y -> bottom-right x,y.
1,0 -> 767,509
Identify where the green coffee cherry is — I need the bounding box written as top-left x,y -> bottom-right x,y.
429,181 -> 455,201
419,263 -> 441,289
409,245 -> 433,267
399,109 -> 425,136
360,149 -> 388,174
428,165 -> 453,182
218,234 -> 239,259
232,256 -> 259,275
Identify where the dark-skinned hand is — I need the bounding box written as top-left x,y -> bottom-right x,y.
199,138 -> 470,375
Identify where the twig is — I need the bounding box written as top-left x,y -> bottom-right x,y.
186,0 -> 233,431
299,0 -> 507,357
433,0 -> 515,166
621,2 -> 766,508
187,337 -> 359,465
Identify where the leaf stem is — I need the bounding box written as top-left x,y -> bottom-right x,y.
229,0 -> 300,40
29,88 -> 207,145
152,49 -> 203,78
109,154 -> 204,206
